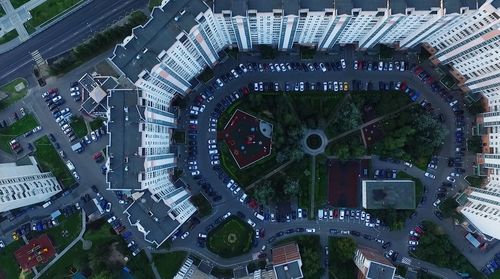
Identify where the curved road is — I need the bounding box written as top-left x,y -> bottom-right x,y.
0,0 -> 148,85
164,55 -> 486,279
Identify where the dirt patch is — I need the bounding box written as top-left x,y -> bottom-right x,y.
108,242 -> 127,265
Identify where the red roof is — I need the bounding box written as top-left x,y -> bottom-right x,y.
15,234 -> 56,270
272,243 -> 301,265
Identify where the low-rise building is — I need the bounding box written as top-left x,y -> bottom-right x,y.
272,242 -> 304,279
362,180 -> 416,210
0,156 -> 62,212
353,246 -> 396,279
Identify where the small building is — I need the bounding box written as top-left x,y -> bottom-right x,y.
354,246 -> 396,279
79,73 -> 118,117
272,243 -> 303,279
361,180 -> 416,210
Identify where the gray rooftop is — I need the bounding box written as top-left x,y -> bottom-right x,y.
444,0 -> 482,13
367,262 -> 396,279
362,180 -> 416,210
110,0 -> 209,82
124,191 -> 181,247
300,0 -> 334,11
106,89 -> 144,190
274,262 -> 303,279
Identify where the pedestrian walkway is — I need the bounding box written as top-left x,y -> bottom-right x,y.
245,159 -> 293,190
0,0 -> 31,42
310,155 -> 316,218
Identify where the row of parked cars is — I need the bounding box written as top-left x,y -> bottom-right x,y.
318,208 -> 381,227
107,216 -> 140,256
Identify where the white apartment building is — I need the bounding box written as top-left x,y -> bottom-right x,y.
458,182 -> 500,240
0,157 -> 62,212
353,246 -> 396,279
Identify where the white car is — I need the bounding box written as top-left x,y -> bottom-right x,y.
255,229 -> 260,239
247,219 -> 256,227
191,170 -> 200,176
433,199 -> 441,207
223,212 -> 232,219
299,82 -> 304,92
189,120 -> 198,125
361,211 -> 366,220
208,144 -> 217,149
297,208 -> 303,218
0,240 -> 5,248
424,172 -> 436,179
211,160 -> 220,165
427,163 -> 437,169
404,161 -> 413,167
408,240 -> 419,246
306,228 -> 316,233
449,100 -> 458,107
409,230 -> 420,237
319,63 -> 327,72
333,81 -> 339,92
91,131 -> 98,142
32,126 -> 42,133
107,216 -> 116,223
450,172 -> 459,177
209,149 -> 218,155
72,171 -> 80,180
340,59 -> 346,69
446,176 -> 456,183
231,69 -> 239,78
180,232 -> 190,240
208,128 -> 216,132
208,139 -> 216,144
226,179 -> 235,188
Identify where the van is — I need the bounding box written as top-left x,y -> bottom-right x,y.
318,209 -> 324,220
378,61 -> 384,71
42,201 -> 52,208
239,193 -> 247,203
254,212 -> 264,221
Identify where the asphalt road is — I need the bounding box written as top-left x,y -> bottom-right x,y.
165,53 -> 498,278
0,0 -> 148,85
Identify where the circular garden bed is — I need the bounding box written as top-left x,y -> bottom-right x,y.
207,217 -> 254,258
306,134 -> 322,150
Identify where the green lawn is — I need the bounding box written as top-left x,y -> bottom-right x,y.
0,113 -> 38,152
191,193 -> 212,218
69,116 -> 87,139
465,175 -> 485,188
88,117 -> 104,131
24,0 -> 81,29
490,270 -> 500,279
148,0 -> 162,10
315,155 -> 328,211
0,29 -> 19,45
207,217 -> 254,258
0,78 -> 28,111
152,252 -> 187,279
0,240 -> 24,279
34,136 -> 75,187
41,221 -> 154,279
10,0 -> 30,8
328,237 -> 357,279
412,221 -> 482,278
32,212 -> 82,251
281,156 -> 311,209
0,5 -> 5,17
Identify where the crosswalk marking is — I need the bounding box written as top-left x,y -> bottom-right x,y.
31,50 -> 46,67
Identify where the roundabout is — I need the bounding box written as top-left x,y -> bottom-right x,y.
302,130 -> 328,156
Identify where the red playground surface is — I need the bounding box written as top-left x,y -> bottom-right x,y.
222,109 -> 273,169
15,234 -> 56,270
327,159 -> 369,207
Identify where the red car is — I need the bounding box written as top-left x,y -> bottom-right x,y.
415,226 -> 424,234
414,67 -> 424,75
48,88 -> 58,94
242,86 -> 250,96
10,142 -> 20,150
400,82 -> 408,91
93,152 -> 103,160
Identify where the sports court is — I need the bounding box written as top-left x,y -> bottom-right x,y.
327,159 -> 369,207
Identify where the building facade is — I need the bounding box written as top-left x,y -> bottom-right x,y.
0,157 -> 62,212
353,246 -> 396,279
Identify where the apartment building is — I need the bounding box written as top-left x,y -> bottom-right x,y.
105,87 -> 196,247
457,182 -> 500,240
0,157 -> 62,212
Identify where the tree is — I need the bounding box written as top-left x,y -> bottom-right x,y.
301,247 -> 323,278
289,149 -> 305,161
440,197 -> 462,221
335,237 -> 356,260
284,178 -> 299,196
253,181 -> 275,205
276,151 -> 288,163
